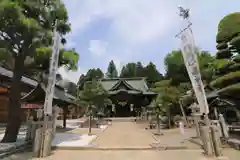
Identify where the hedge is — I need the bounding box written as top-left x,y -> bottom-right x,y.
216,61 -> 236,75
233,54 -> 240,63
228,63 -> 240,71
216,42 -> 228,50
216,12 -> 240,43
217,83 -> 240,97
210,71 -> 240,88
229,35 -> 240,46
154,80 -> 171,88
216,48 -> 232,59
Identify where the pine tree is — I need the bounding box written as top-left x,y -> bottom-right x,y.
106,60 -> 118,78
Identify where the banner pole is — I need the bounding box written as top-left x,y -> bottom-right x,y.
175,7 -> 213,155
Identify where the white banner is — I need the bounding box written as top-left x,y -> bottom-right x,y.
43,27 -> 61,115
180,27 -> 209,114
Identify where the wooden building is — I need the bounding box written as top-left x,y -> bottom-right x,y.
100,78 -> 157,117
0,66 -> 77,123
0,66 -> 38,122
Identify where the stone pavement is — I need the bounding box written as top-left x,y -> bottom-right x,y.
3,120 -> 240,160
150,127 -> 202,149
4,149 -> 240,160
91,121 -> 156,149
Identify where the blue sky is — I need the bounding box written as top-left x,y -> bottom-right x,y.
59,0 -> 240,83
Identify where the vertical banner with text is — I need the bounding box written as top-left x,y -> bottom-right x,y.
43,27 -> 61,115
180,27 -> 209,114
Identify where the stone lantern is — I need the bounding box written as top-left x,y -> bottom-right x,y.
130,104 -> 134,111
112,104 -> 115,112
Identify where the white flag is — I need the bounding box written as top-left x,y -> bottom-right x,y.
180,27 -> 209,114
43,27 -> 61,115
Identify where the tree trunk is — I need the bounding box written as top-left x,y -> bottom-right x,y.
156,113 -> 160,134
168,108 -> 172,129
63,107 -> 68,128
1,54 -> 25,143
88,115 -> 92,135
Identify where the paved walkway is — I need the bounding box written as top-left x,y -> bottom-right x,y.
5,149 -> 240,160
3,120 -> 240,160
91,121 -> 156,148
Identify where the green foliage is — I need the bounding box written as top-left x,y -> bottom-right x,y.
152,80 -> 171,93
106,60 -> 118,78
77,68 -> 104,90
217,12 -> 240,43
178,82 -> 192,93
216,42 -> 228,50
77,80 -> 111,116
0,0 -> 70,56
233,55 -> 240,63
181,95 -> 195,107
164,50 -> 215,85
212,12 -> 240,99
217,83 -> 240,97
34,47 -> 79,70
120,61 -> 163,86
211,71 -> 240,88
144,62 -> 163,86
135,62 -> 145,77
198,51 -> 216,83
216,49 -> 232,59
0,0 -> 77,142
164,50 -> 189,84
149,96 -> 165,115
154,80 -> 171,88
120,63 -> 137,78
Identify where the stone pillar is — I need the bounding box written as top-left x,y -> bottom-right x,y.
200,126 -> 214,156
219,114 -> 229,139
193,113 -> 201,138
210,125 -> 222,157
33,128 -> 43,157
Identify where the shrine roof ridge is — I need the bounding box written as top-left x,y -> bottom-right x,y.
100,77 -> 147,81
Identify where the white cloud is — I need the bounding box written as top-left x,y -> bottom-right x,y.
61,0 -> 240,77
88,40 -> 108,56
62,0 -> 180,45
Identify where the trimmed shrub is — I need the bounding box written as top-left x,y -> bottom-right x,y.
216,42 -> 228,50
218,83 -> 240,97
210,71 -> 240,88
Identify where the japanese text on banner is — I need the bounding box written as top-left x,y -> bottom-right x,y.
180,28 -> 209,114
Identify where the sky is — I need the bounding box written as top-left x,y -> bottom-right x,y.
58,0 -> 240,84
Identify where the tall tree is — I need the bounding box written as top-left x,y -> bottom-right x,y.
0,0 -> 73,142
85,68 -> 104,80
77,80 -> 110,134
106,60 -> 118,78
164,50 -> 216,85
211,12 -> 240,99
164,50 -> 189,85
144,62 -> 163,87
77,68 -> 104,90
135,61 -> 145,77
120,62 -> 136,78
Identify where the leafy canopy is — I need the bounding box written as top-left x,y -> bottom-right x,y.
77,80 -> 111,115
0,0 -> 70,56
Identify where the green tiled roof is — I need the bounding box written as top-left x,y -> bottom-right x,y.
100,79 -> 119,91
100,77 -> 157,95
125,79 -> 149,92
